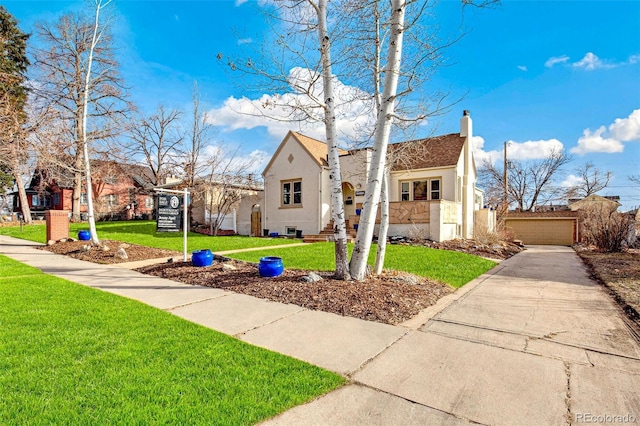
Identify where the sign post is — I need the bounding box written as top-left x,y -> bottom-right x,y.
155,188 -> 190,261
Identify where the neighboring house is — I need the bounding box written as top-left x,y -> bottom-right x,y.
568,194 -> 621,213
262,110 -> 492,241
157,176 -> 264,236
14,161 -> 156,221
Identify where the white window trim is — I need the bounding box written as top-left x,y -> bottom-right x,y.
281,179 -> 302,207
399,178 -> 442,201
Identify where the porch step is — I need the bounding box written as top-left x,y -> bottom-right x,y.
303,234 -> 357,243
303,234 -> 333,243
321,220 -> 358,239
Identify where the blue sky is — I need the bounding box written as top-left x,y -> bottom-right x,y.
5,0 -> 640,211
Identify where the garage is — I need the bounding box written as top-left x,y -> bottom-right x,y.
504,212 -> 578,245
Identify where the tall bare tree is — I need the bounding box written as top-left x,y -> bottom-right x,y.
480,148 -> 572,212
127,105 -> 184,186
32,0 -> 131,231
197,144 -> 259,236
184,83 -> 211,188
565,161 -> 612,199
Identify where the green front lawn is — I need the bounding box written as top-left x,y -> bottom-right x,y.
0,221 -> 298,252
0,221 -> 497,287
0,255 -> 344,424
229,242 -> 497,288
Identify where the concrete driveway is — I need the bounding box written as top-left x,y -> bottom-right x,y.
268,246 -> 640,425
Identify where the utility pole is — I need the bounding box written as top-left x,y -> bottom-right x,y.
503,141 -> 508,214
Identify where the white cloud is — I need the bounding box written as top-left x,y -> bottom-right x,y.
506,139 -> 565,160
571,109 -> 640,155
200,144 -> 268,175
572,52 -> 611,70
235,0 -> 248,6
206,67 -> 375,144
545,55 -> 570,68
237,38 -> 253,45
472,136 -> 564,166
472,135 -> 501,166
609,109 -> 640,142
571,126 -> 624,155
560,174 -> 582,188
517,65 -> 527,72
629,54 -> 640,64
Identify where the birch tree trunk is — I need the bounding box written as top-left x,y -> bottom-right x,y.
82,0 -> 110,245
350,0 -> 406,280
315,0 -> 350,280
374,166 -> 390,274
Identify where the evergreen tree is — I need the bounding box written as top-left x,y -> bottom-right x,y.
0,6 -> 30,216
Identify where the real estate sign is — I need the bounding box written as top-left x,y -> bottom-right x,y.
156,193 -> 182,232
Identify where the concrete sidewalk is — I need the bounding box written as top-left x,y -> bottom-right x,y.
1,236 -> 639,425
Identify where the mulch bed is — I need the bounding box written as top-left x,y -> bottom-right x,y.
41,236 -> 526,325
136,257 -> 453,325
576,247 -> 640,330
42,239 -> 180,264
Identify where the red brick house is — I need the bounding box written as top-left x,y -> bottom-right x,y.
14,161 -> 156,221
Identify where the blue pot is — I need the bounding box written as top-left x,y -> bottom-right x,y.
354,224 -> 359,230
192,249 -> 213,267
356,209 -> 361,215
259,256 -> 284,278
269,232 -> 279,238
78,230 -> 90,241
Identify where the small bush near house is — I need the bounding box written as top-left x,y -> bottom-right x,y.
579,205 -> 633,252
473,221 -> 515,245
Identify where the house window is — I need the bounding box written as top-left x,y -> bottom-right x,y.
430,179 -> 440,200
145,197 -> 154,209
400,178 -> 442,201
285,226 -> 296,235
32,194 -> 49,207
401,182 -> 410,201
104,194 -> 118,207
282,179 -> 302,206
413,180 -> 428,201
53,193 -> 60,206
80,193 -> 87,205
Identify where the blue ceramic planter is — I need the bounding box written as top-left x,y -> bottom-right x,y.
355,209 -> 362,215
192,249 -> 214,267
259,256 -> 284,278
78,230 -> 90,241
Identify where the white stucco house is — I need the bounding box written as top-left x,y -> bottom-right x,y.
261,110 -> 493,242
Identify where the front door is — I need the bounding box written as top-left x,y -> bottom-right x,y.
342,182 -> 355,217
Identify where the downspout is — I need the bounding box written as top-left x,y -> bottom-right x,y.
262,175 -> 267,235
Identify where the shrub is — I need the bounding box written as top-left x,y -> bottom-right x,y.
474,220 -> 514,245
579,204 -> 632,252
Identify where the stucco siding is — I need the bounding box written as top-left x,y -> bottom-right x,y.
263,135 -> 322,235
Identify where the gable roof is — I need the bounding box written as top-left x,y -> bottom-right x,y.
388,133 -> 465,171
264,131 -> 467,175
263,131 -> 349,175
